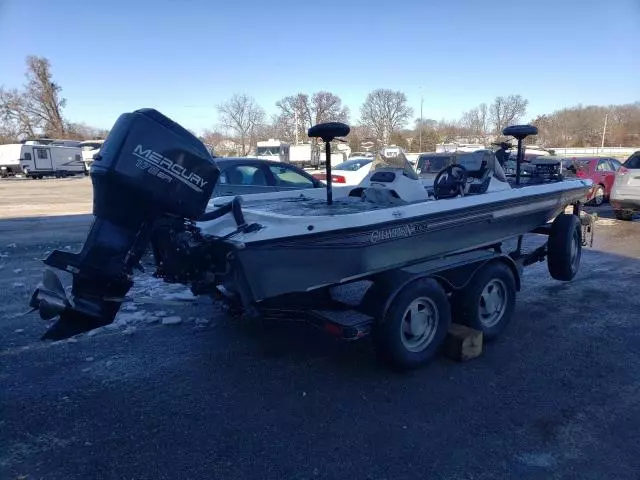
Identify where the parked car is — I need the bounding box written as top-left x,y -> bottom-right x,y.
312,157 -> 372,186
211,157 -> 324,197
610,151 -> 640,221
561,156 -> 624,206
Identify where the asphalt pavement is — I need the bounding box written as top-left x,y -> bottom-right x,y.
1,179 -> 639,480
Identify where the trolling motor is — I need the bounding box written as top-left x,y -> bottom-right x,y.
28,108 -> 221,340
307,122 -> 350,205
502,124 -> 538,186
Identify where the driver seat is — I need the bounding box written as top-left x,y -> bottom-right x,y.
457,150 -> 494,194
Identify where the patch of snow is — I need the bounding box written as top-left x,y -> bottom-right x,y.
121,303 -> 138,312
113,310 -> 148,327
122,326 -> 137,335
160,290 -> 196,302
12,282 -> 25,288
85,356 -> 94,362
13,268 -> 22,274
596,218 -> 618,226
14,328 -> 24,333
516,452 -> 557,468
7,243 -> 16,248
161,316 -> 182,326
0,253 -> 8,258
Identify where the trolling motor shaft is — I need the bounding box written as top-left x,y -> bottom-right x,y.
29,108 -> 220,340
307,122 -> 350,206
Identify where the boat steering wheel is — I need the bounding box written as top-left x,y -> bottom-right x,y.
433,164 -> 469,200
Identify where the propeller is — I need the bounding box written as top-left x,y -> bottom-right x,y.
28,269 -> 71,320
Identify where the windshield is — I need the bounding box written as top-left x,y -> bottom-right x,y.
256,146 -> 280,156
624,154 -> 640,169
370,150 -> 418,180
334,159 -> 372,171
417,155 -> 453,173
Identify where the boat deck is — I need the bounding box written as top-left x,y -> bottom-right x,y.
243,195 -> 413,217
238,177 -> 579,218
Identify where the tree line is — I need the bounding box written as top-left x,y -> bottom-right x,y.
2,56 -> 638,154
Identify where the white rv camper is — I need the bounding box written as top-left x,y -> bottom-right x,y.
255,139 -> 290,162
79,140 -> 104,170
0,143 -> 86,179
289,143 -> 318,168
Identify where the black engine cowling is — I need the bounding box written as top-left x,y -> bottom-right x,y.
29,108 -> 221,340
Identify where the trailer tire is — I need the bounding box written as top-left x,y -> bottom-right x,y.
452,262 -> 516,341
547,213 -> 582,281
614,209 -> 634,221
589,185 -> 605,206
374,278 -> 451,371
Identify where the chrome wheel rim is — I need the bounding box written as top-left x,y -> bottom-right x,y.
400,297 -> 439,352
570,228 -> 580,270
594,187 -> 604,205
478,279 -> 507,328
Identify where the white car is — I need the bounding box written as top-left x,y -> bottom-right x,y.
312,157 -> 373,186
610,151 -> 640,221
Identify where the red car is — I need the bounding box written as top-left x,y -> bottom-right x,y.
562,157 -> 624,206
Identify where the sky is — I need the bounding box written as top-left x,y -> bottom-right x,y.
0,0 -> 639,135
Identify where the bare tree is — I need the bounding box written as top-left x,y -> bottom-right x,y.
65,122 -> 109,140
217,94 -> 265,155
360,89 -> 413,145
0,55 -> 67,138
24,56 -> 66,136
461,103 -> 490,144
275,91 -> 349,143
0,87 -> 39,137
490,94 -> 528,137
309,91 -> 349,126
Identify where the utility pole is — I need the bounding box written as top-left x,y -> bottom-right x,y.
601,113 -> 608,149
419,93 -> 423,152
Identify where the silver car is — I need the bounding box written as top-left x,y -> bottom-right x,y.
610,151 -> 640,221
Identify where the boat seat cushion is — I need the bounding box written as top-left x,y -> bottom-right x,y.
361,187 -> 406,205
467,175 -> 492,194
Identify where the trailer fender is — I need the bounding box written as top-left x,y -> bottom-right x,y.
433,256 -> 522,293
361,254 -> 521,323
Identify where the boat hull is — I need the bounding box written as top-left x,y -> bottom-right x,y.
227,185 -> 588,303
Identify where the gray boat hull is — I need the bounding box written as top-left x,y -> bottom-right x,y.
226,185 -> 587,303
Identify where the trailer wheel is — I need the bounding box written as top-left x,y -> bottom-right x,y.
374,278 -> 451,371
547,213 -> 582,281
589,185 -> 605,206
614,209 -> 635,221
453,262 -> 516,341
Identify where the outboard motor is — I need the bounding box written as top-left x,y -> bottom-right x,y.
28,108 -> 220,340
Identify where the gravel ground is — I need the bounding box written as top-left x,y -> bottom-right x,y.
1,178 -> 639,480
